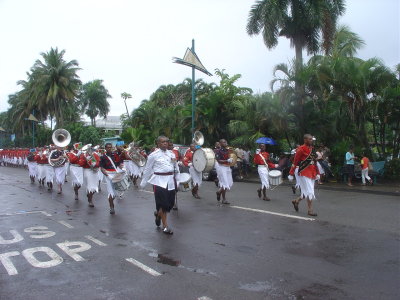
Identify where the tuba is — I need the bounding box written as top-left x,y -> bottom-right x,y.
127,141 -> 146,167
193,131 -> 204,146
49,129 -> 70,167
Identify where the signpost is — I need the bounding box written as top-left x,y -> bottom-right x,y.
173,39 -> 211,136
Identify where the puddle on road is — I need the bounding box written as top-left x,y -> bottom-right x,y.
157,254 -> 180,266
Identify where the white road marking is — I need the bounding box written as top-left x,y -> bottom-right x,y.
0,251 -> 20,275
198,297 -> 213,300
0,230 -> 24,244
57,241 -> 91,262
85,235 -> 107,246
126,258 -> 162,277
0,210 -> 52,217
231,206 -> 315,221
141,190 -> 154,194
58,220 -> 74,229
24,226 -> 56,238
22,247 -> 63,268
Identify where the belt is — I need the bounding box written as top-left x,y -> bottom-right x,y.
71,164 -> 81,167
154,172 -> 174,176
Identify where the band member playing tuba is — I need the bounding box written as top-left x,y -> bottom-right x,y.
50,145 -> 68,194
183,143 -> 202,199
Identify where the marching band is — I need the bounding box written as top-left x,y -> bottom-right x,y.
0,129 -> 320,235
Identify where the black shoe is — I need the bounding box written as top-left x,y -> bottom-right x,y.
291,186 -> 296,194
222,200 -> 230,205
110,208 -> 115,214
292,200 -> 299,212
154,211 -> 161,227
88,201 -> 94,207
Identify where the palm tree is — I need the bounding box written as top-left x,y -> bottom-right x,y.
247,0 -> 345,134
247,0 -> 346,66
121,92 -> 132,118
80,80 -> 111,126
31,47 -> 81,128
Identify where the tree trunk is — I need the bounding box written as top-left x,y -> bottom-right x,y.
294,42 -> 305,139
372,118 -> 381,157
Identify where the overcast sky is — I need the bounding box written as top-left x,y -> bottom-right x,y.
0,0 -> 399,117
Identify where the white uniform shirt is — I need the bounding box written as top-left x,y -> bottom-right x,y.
141,149 -> 177,190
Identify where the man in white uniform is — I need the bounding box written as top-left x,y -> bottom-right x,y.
141,136 -> 177,235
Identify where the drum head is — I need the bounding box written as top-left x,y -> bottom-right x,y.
269,170 -> 282,178
176,172 -> 191,184
193,149 -> 206,172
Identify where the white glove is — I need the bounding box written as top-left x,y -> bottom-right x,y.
227,158 -> 233,163
178,161 -> 183,166
316,175 -> 320,181
275,164 -> 279,168
188,162 -> 193,167
288,175 -> 294,182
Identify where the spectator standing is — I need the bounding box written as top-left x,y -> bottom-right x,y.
345,145 -> 357,187
361,153 -> 373,186
242,147 -> 251,177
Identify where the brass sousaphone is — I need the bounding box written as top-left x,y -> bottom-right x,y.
48,129 -> 71,167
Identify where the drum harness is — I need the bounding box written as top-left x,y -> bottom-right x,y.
258,152 -> 281,191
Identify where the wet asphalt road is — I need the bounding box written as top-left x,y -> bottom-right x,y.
0,167 -> 399,300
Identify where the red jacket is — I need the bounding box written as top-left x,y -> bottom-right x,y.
183,149 -> 194,167
253,151 -> 276,169
78,153 -> 100,169
289,144 -> 319,179
66,151 -> 80,164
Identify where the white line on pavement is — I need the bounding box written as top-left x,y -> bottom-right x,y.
125,258 -> 162,277
0,210 -> 52,217
231,206 -> 315,221
58,220 -> 74,228
198,297 -> 213,300
141,190 -> 154,194
85,235 -> 107,246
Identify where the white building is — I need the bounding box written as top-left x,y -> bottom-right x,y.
85,116 -> 123,135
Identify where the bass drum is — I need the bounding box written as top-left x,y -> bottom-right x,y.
193,148 -> 216,172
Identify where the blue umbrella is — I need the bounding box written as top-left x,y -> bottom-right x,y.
255,137 -> 277,145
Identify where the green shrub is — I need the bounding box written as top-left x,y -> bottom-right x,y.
384,159 -> 400,179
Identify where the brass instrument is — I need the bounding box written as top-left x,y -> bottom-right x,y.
193,131 -> 204,146
127,141 -> 146,167
48,129 -> 71,167
82,144 -> 97,168
227,147 -> 238,167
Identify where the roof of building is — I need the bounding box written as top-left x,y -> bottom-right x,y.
86,116 -> 122,129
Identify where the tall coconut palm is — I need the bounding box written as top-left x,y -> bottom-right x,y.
121,92 -> 132,118
247,0 -> 346,65
80,80 -> 111,126
31,47 -> 81,128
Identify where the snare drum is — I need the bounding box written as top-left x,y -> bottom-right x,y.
112,172 -> 130,191
268,170 -> 282,186
176,172 -> 193,192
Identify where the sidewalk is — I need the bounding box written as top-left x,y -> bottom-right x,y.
241,175 -> 400,197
